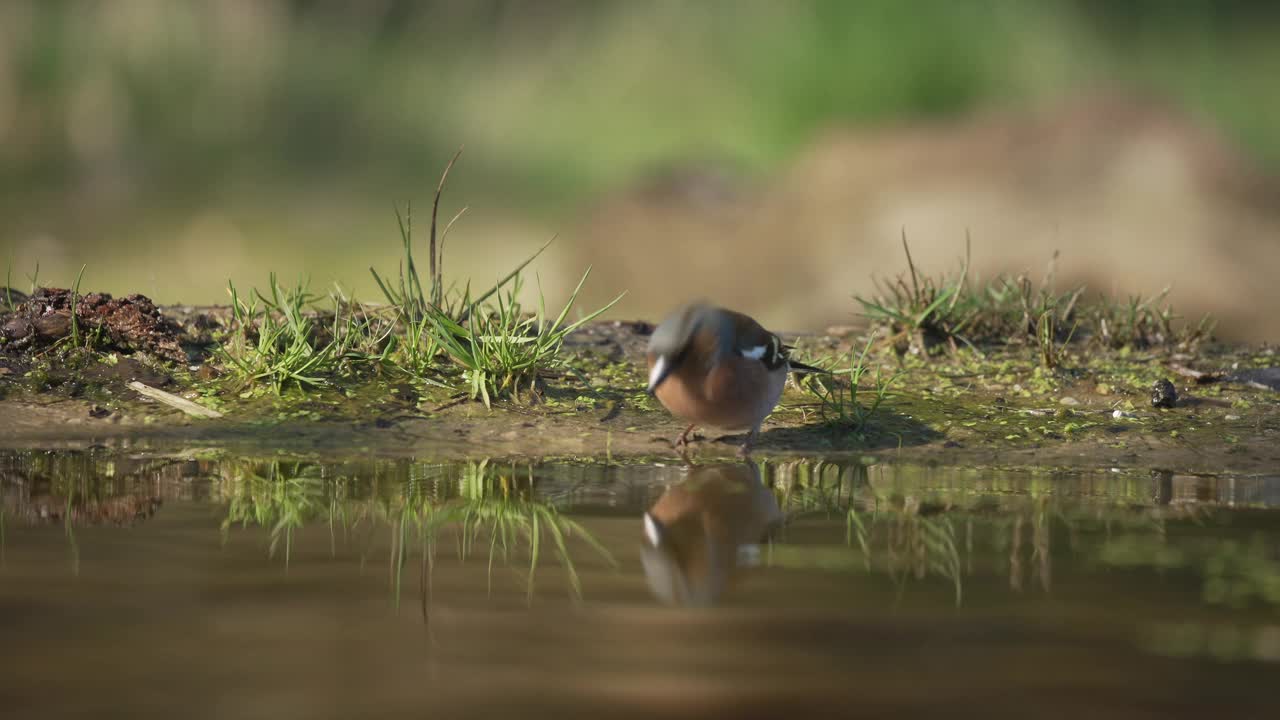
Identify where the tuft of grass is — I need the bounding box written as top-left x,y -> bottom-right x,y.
68,265 -> 87,348
323,287 -> 399,376
859,241 -> 1212,357
368,152 -> 555,384
369,149 -> 624,405
855,233 -> 973,356
964,252 -> 1084,351
216,275 -> 346,393
1035,308 -> 1079,370
215,275 -> 405,394
801,337 -> 900,432
1088,288 -> 1215,350
213,151 -> 625,401
427,273 -> 624,407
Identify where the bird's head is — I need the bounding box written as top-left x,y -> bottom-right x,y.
645,302 -> 730,394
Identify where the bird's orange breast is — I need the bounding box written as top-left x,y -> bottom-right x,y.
648,353 -> 780,431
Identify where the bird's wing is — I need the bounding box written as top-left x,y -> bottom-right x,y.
725,310 -> 789,371
722,309 -> 832,374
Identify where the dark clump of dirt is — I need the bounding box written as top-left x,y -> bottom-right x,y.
1,287 -> 187,363
1151,378 -> 1179,408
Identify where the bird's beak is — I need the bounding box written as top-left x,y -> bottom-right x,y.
647,355 -> 673,395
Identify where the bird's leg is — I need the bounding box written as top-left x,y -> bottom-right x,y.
674,423 -> 696,449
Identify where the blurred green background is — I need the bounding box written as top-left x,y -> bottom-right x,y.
3,0 -> 1280,336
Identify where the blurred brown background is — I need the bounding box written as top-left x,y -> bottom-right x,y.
3,1 -> 1279,340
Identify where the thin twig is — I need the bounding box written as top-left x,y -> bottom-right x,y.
128,381 -> 224,419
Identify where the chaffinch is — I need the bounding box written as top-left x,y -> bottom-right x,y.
640,462 -> 783,606
646,301 -> 816,455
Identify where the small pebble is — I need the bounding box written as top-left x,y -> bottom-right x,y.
1151,379 -> 1178,408
1059,396 -> 1080,406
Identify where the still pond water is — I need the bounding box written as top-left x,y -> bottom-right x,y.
2,449 -> 1279,719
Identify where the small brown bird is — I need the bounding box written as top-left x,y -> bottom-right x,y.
646,302 -> 817,455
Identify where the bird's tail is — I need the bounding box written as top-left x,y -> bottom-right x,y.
787,359 -> 830,375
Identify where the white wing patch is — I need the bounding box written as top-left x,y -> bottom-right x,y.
742,336 -> 786,367
647,356 -> 670,390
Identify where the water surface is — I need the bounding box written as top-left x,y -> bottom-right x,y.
2,450 -> 1279,718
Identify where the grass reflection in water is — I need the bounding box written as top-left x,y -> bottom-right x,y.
216,457 -> 618,607
762,461 -> 1280,612
3,449 -> 1279,620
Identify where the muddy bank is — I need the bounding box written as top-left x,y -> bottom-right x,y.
2,399 -> 1275,477
1,296 -> 1277,474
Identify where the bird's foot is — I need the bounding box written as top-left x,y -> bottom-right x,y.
673,424 -> 698,450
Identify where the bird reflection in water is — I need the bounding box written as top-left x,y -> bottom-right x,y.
640,462 -> 783,606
